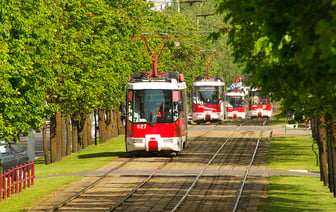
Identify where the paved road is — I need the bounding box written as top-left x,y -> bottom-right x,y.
26,124 -> 276,211
18,123 -> 312,161
19,129 -> 49,160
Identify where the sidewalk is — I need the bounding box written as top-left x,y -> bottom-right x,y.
272,125 -> 312,137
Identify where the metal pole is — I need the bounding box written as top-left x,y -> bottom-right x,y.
285,117 -> 287,134
27,129 -> 35,162
177,0 -> 180,12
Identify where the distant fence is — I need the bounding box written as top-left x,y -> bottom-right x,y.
0,162 -> 35,202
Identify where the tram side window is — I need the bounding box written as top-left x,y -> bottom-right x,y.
173,90 -> 182,122
260,96 -> 269,105
133,91 -> 147,123
192,88 -> 197,104
127,90 -> 133,122
219,86 -> 224,102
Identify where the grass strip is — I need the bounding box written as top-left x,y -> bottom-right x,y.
35,135 -> 126,176
259,176 -> 336,212
0,135 -> 125,211
1,176 -> 81,212
260,136 -> 336,211
267,136 -> 319,172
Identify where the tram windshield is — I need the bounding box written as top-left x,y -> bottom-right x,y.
226,95 -> 245,108
193,86 -> 220,105
132,90 -> 173,124
250,95 -> 269,105
250,91 -> 269,105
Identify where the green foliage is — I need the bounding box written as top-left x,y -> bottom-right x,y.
0,0 -> 241,140
216,0 -> 336,118
0,0 -> 197,139
170,1 -> 241,85
0,0 -> 50,140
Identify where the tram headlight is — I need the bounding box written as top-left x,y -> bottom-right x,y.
132,138 -> 143,143
163,138 -> 174,143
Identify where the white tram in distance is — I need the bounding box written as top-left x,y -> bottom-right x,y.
225,89 -> 248,119
192,76 -> 225,123
248,88 -> 272,119
125,72 -> 188,153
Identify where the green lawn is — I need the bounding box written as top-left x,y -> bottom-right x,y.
259,136 -> 336,211
2,134 -> 335,211
0,135 -> 126,212
260,176 -> 336,211
267,136 -> 319,172
271,118 -> 286,126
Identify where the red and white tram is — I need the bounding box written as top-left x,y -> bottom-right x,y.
192,76 -> 225,123
248,88 -> 272,118
125,33 -> 188,153
225,90 -> 247,119
125,72 -> 188,153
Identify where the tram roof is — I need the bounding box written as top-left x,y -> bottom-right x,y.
127,80 -> 187,90
225,91 -> 246,96
192,80 -> 224,87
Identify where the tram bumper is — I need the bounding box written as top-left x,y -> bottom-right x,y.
227,111 -> 245,119
126,135 -> 183,152
250,109 -> 271,118
192,112 -> 223,121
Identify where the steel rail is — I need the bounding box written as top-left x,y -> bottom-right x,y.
232,120 -> 266,212
170,119 -> 268,211
107,158 -> 172,211
45,157 -> 134,212
108,125 -> 217,211
170,135 -> 232,212
170,123 -> 243,212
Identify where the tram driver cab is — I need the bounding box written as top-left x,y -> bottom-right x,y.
125,73 -> 188,153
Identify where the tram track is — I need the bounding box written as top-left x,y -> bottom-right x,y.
41,120 -> 270,212
171,120 -> 267,212
44,125 -> 218,212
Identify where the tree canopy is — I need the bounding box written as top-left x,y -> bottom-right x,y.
215,0 -> 336,118
1,0 -> 239,141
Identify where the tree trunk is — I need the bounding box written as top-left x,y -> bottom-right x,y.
66,117 -> 72,155
42,118 -> 50,165
71,113 -> 80,153
61,114 -> 66,157
98,110 -> 106,143
311,118 -> 318,141
117,110 -> 125,135
87,115 -> 92,145
81,114 -> 88,149
325,113 -> 335,193
106,110 -> 113,140
330,115 -> 336,197
77,114 -> 84,150
50,114 -> 57,163
317,116 -> 329,186
55,112 -> 62,162
111,110 -> 118,137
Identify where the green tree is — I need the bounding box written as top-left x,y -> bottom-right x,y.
0,0 -> 54,141
215,0 -> 336,116
215,0 -> 336,195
